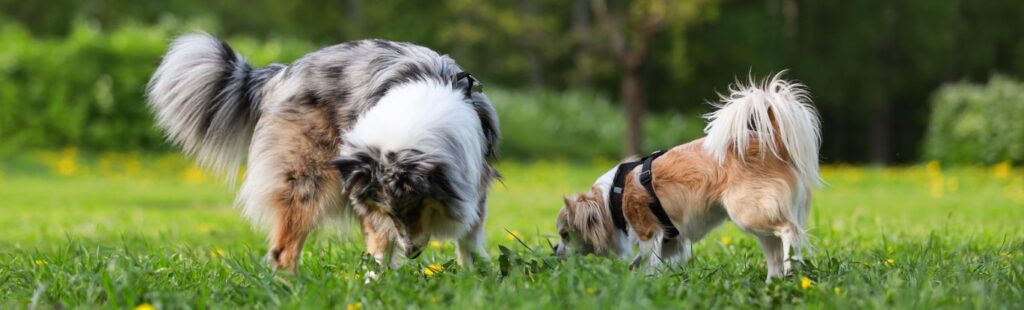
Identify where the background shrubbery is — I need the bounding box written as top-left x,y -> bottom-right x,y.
489,88 -> 702,160
3,0 -> 1024,164
0,21 -> 316,154
924,76 -> 1024,164
0,21 -> 700,160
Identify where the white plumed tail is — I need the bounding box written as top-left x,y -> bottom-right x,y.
703,72 -> 823,188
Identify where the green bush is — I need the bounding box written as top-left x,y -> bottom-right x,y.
0,21 -> 703,160
0,21 -> 313,154
488,88 -> 704,160
923,75 -> 1024,164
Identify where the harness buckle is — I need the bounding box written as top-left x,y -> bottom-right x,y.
639,169 -> 652,185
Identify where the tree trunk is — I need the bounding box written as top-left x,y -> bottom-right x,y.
520,0 -> 546,87
868,101 -> 891,164
869,2 -> 897,164
343,0 -> 363,38
572,0 -> 593,88
621,66 -> 645,157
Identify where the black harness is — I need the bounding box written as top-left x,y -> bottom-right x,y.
455,72 -> 482,97
608,150 -> 680,242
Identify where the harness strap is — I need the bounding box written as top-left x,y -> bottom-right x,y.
455,72 -> 481,97
609,161 -> 640,235
608,150 -> 679,242
640,151 -> 680,240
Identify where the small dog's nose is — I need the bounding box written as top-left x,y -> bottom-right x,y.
553,244 -> 566,257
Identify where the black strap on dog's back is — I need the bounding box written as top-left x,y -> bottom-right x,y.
640,151 -> 679,240
609,161 -> 641,235
608,150 -> 679,241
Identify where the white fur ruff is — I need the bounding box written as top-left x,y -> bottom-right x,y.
342,80 -> 487,237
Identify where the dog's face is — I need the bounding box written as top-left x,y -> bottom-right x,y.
331,146 -> 459,258
554,187 -> 617,257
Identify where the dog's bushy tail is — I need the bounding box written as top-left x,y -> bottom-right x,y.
147,33 -> 284,181
703,72 -> 823,189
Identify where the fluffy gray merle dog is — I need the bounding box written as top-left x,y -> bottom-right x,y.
147,33 -> 500,271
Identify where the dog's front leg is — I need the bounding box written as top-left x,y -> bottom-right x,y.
455,221 -> 488,266
661,238 -> 693,267
636,236 -> 665,276
361,216 -> 403,268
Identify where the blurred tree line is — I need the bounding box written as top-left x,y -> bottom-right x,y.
1,0 -> 1022,163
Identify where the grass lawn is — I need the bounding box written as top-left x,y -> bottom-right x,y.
1,153 -> 1022,309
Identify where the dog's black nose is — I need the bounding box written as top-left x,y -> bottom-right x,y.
406,245 -> 424,259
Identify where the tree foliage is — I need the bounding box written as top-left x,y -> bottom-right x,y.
1,0 -> 1023,162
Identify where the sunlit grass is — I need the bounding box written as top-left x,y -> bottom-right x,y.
0,153 -> 1022,308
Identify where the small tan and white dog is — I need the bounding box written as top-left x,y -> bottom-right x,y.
554,73 -> 822,280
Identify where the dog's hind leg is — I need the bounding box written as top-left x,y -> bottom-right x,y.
265,162 -> 341,272
756,234 -> 786,281
242,108 -> 342,273
778,224 -> 809,273
267,196 -> 322,272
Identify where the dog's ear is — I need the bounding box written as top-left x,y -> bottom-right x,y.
563,195 -> 574,208
330,154 -> 376,196
469,92 -> 500,159
383,152 -> 461,202
426,162 -> 460,201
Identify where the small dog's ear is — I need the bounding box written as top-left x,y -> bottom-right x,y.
563,195 -> 574,208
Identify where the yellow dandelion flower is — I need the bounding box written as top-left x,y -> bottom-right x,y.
210,248 -> 226,258
800,277 -> 813,289
196,223 -> 213,234
992,161 -> 1012,180
346,302 -> 363,310
134,303 -> 155,310
586,287 -> 597,295
124,157 -> 143,177
431,241 -> 442,250
930,177 -> 945,198
506,230 -> 521,241
55,148 -> 79,176
34,259 -> 47,266
885,258 -> 895,266
946,177 -> 959,192
424,263 -> 444,276
182,165 -> 207,184
720,236 -> 732,246
834,287 -> 842,295
925,160 -> 941,177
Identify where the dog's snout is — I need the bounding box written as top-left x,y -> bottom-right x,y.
405,244 -> 424,259
553,243 -> 567,258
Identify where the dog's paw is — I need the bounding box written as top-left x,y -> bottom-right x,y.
364,270 -> 380,284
